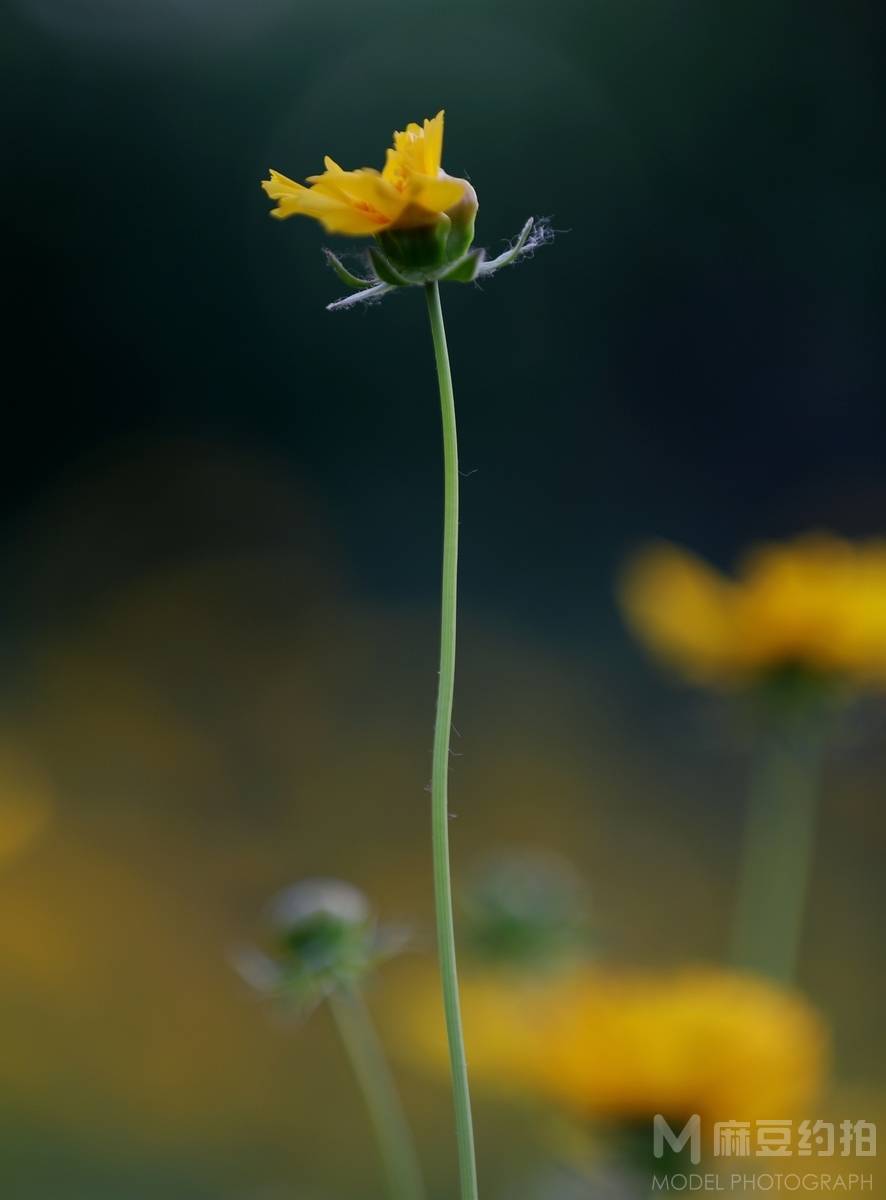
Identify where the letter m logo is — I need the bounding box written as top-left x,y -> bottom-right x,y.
653,1114 -> 701,1165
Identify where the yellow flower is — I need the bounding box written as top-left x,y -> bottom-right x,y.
400,965 -> 827,1125
262,111 -> 470,236
261,110 -> 547,307
619,533 -> 886,687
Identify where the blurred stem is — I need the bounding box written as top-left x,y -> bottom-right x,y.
424,280 -> 480,1200
729,711 -> 826,983
328,987 -> 426,1200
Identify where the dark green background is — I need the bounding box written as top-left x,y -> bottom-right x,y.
2,2 -> 885,1197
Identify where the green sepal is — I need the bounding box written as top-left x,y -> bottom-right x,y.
326,282 -> 393,312
322,248 -> 374,290
477,217 -> 535,275
368,246 -> 412,287
377,215 -> 451,274
445,205 -> 478,263
439,247 -> 486,283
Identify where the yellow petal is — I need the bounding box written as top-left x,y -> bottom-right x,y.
261,169 -> 306,201
411,174 -> 465,215
735,535 -> 849,672
389,110 -> 446,180
284,195 -> 388,235
263,112 -> 450,235
398,964 -> 827,1126
307,168 -> 401,220
423,110 -> 445,176
619,543 -> 739,683
315,209 -> 392,235
264,164 -> 404,233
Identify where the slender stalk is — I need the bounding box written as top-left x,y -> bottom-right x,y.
328,987 -> 426,1200
729,714 -> 825,983
424,280 -> 480,1200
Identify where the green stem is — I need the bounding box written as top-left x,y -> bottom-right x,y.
729,714 -> 825,983
328,987 -> 426,1200
424,280 -> 480,1200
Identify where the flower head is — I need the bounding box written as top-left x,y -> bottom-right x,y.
619,533 -> 886,690
262,111 -> 550,307
401,965 -> 828,1125
232,877 -> 408,1014
263,112 -> 471,237
460,849 -> 594,970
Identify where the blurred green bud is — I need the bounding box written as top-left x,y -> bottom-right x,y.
270,877 -> 373,982
233,878 -> 408,1014
269,876 -> 369,934
460,849 -> 594,971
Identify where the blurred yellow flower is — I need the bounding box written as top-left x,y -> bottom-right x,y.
619,534 -> 886,687
401,965 -> 827,1124
262,111 -> 470,236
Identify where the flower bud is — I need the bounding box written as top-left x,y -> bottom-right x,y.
442,176 -> 478,262
460,850 -> 593,970
267,878 -> 373,990
233,878 -> 409,1014
374,176 -> 478,281
268,877 -> 370,932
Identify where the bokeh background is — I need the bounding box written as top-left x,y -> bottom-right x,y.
3,1 -> 886,1197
